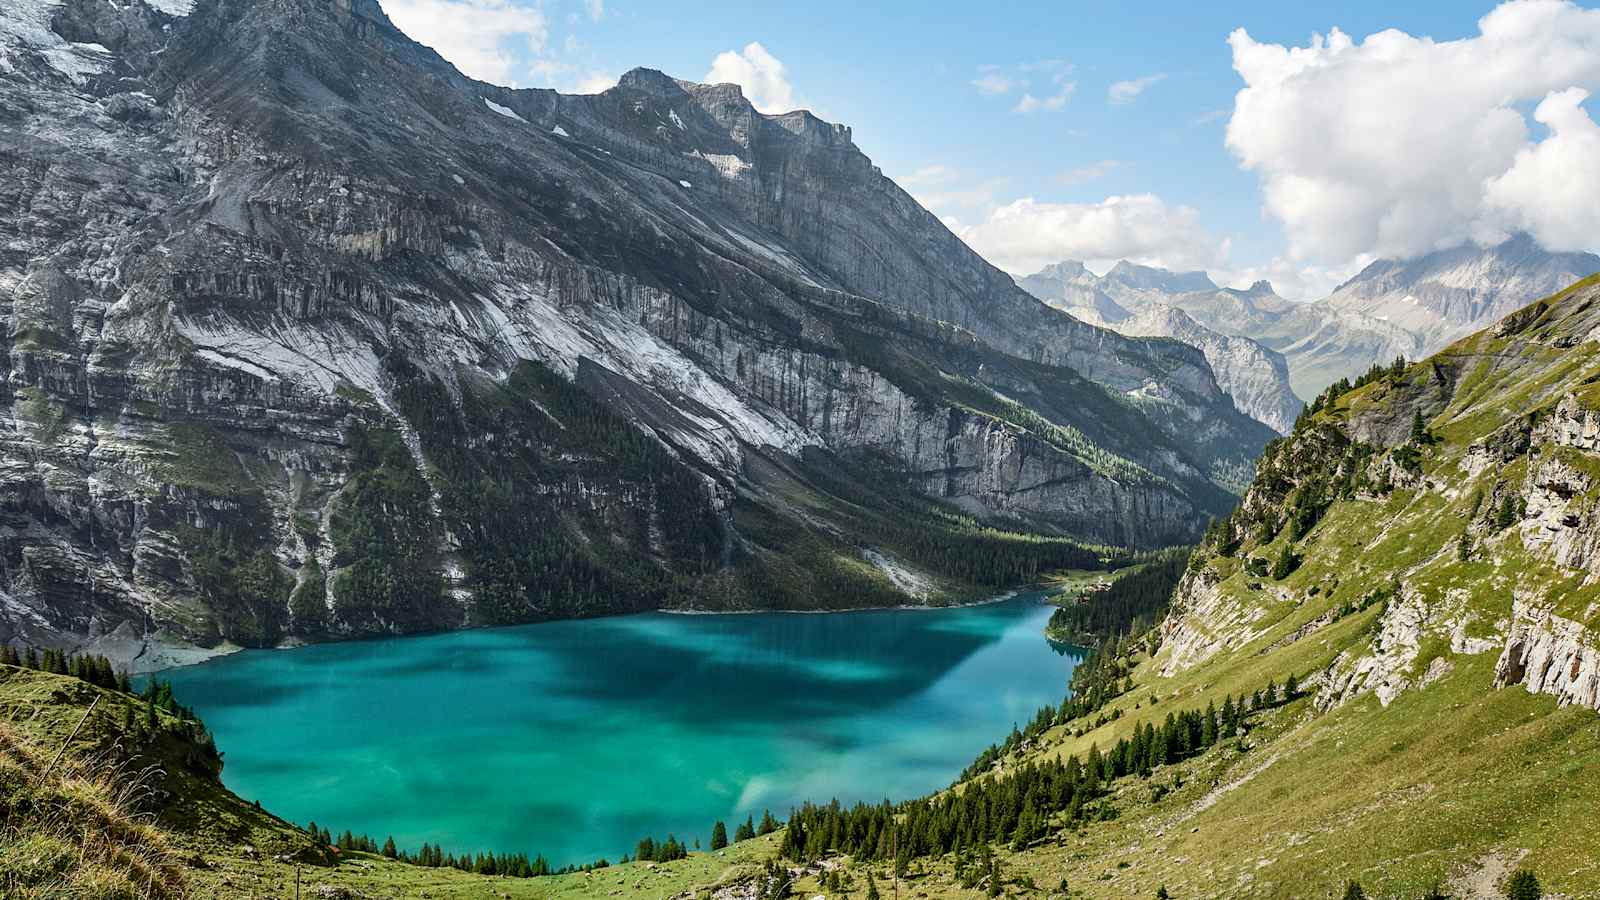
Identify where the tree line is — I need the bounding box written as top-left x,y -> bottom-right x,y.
781,675 -> 1304,867
1046,547 -> 1192,642
1,644 -> 222,778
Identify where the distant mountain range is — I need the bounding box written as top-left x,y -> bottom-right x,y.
1020,264 -> 1305,434
1019,235 -> 1600,413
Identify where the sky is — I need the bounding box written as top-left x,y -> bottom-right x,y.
379,0 -> 1600,300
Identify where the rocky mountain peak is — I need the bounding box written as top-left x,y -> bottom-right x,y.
1105,261 -> 1217,294
1032,261 -> 1093,279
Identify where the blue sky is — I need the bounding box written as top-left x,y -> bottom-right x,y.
383,0 -> 1600,298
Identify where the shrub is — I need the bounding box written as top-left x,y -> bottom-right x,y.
1506,868 -> 1542,900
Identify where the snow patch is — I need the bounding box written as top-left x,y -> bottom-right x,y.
144,0 -> 195,15
551,125 -> 570,137
678,179 -> 692,188
1,0 -> 111,82
482,97 -> 526,122
668,109 -> 686,130
689,150 -> 753,180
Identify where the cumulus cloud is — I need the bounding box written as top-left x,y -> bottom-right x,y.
972,70 -> 1017,95
1015,82 -> 1076,113
384,0 -> 547,86
1484,87 -> 1600,252
1108,74 -> 1165,105
706,42 -> 797,113
1226,0 -> 1600,263
1212,255 -> 1374,302
953,194 -> 1224,275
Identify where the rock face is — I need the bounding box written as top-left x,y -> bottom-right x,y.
1325,234 -> 1600,348
1113,307 -> 1303,436
1017,266 -> 1303,434
0,0 -> 1271,666
1495,600 -> 1600,710
1016,263 -> 1130,325
1157,273 -> 1600,714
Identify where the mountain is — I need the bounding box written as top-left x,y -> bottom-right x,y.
0,0 -> 1272,666
1115,306 -> 1303,435
1325,233 -> 1600,347
1101,260 -> 1217,299
1029,238 -> 1600,404
1018,266 -> 1304,434
1015,261 -> 1130,325
906,273 -> 1600,896
12,278 -> 1600,898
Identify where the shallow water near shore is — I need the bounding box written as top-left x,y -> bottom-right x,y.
159,592 -> 1083,866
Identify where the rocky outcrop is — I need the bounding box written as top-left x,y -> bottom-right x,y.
1157,566 -> 1268,676
1158,277 -> 1600,714
1016,263 -> 1130,325
1314,594 -> 1427,711
1495,599 -> 1600,710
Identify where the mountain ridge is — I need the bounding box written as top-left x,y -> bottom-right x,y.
0,0 -> 1270,666
1028,235 -> 1600,402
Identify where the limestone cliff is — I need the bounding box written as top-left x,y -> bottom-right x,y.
0,0 -> 1270,666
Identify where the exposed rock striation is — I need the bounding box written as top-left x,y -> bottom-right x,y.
0,0 -> 1271,666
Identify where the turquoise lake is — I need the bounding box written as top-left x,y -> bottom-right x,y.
159,592 -> 1081,867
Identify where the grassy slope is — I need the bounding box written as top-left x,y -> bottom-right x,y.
936,276 -> 1600,897
0,665 -> 787,899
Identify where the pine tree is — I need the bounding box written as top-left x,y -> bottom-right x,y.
1343,881 -> 1367,900
382,836 -> 397,858
1496,493 -> 1520,530
1156,887 -> 1171,900
1505,869 -> 1542,900
865,873 -> 880,900
1410,408 -> 1429,444
1270,543 -> 1299,580
711,820 -> 728,851
759,810 -> 779,836
736,816 -> 756,842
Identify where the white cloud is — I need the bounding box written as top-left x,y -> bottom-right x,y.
384,0 -> 547,86
1226,0 -> 1600,263
895,165 -> 1010,222
1212,254 -> 1374,302
973,61 -> 1073,110
1057,159 -> 1123,185
705,42 -> 797,113
972,71 -> 1017,95
1484,87 -> 1600,252
953,194 -> 1224,275
584,0 -> 604,22
1014,82 -> 1076,113
574,71 -> 618,93
1108,73 -> 1166,105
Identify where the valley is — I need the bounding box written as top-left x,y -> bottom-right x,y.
5,0 -> 1600,898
